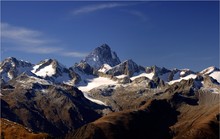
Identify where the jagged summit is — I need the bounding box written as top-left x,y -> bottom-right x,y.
82,44 -> 121,69
105,59 -> 143,76
0,57 -> 33,81
31,59 -> 79,84
32,59 -> 65,77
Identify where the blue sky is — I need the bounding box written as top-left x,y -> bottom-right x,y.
1,1 -> 219,71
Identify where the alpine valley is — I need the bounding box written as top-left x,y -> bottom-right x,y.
1,44 -> 219,139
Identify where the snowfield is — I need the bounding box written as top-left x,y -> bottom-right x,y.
32,65 -> 56,78
78,77 -> 118,92
83,93 -> 106,105
116,74 -> 128,79
130,72 -> 154,80
168,74 -> 197,85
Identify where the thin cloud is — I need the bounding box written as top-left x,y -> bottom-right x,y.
61,51 -> 88,58
1,22 -> 47,45
1,22 -> 87,58
72,3 -> 129,15
125,10 -> 148,21
1,22 -> 59,54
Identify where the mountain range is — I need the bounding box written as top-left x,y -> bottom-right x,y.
1,44 -> 219,139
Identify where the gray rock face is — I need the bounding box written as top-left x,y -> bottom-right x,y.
106,59 -> 142,77
117,76 -> 132,84
82,44 -> 121,69
72,62 -> 94,75
146,66 -> 170,76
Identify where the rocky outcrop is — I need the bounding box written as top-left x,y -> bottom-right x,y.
106,59 -> 142,77
72,62 -> 95,75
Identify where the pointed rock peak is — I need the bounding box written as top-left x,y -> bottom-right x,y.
118,59 -> 139,68
92,44 -> 111,55
146,65 -> 161,73
39,59 -> 56,64
36,59 -> 65,69
99,43 -> 110,49
83,44 -> 121,69
73,61 -> 94,75
146,65 -> 170,76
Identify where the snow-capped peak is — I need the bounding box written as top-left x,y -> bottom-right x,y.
31,59 -> 79,85
0,57 -> 33,81
200,66 -> 220,83
200,66 -> 218,75
31,59 -> 66,78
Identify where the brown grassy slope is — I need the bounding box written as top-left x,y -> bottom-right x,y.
171,92 -> 220,139
65,99 -> 179,139
0,118 -> 50,139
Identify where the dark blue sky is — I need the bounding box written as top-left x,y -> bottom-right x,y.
1,1 -> 219,71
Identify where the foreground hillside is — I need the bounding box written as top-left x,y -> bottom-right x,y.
0,118 -> 50,139
65,81 -> 219,139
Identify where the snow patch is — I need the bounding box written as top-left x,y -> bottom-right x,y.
180,71 -> 185,76
168,74 -> 197,85
78,77 -> 118,92
31,63 -> 43,73
200,66 -> 216,75
131,72 -> 154,80
209,71 -> 220,83
83,92 -> 106,105
116,74 -> 127,79
7,72 -> 13,79
98,64 -> 112,73
33,65 -> 56,78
